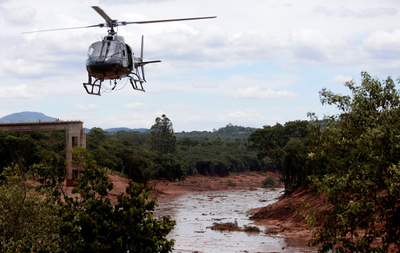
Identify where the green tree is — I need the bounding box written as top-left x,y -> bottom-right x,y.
247,120 -> 310,190
0,148 -> 176,253
153,153 -> 185,181
87,127 -> 108,150
0,131 -> 38,172
0,165 -> 62,252
283,137 -> 312,190
59,148 -> 176,253
150,114 -> 177,155
307,72 -> 400,252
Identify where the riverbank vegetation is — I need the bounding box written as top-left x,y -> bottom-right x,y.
0,160 -> 175,252
210,221 -> 261,233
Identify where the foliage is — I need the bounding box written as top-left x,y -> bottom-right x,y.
150,114 -> 177,155
0,131 -> 38,172
0,130 -> 65,173
243,225 -> 261,232
108,130 -> 151,146
0,165 -> 62,252
86,128 -> 157,184
153,153 -> 185,181
247,120 -> 311,191
210,221 -> 261,233
0,119 -> 269,184
175,123 -> 257,141
58,149 -> 176,253
179,137 -> 271,176
210,221 -> 241,231
307,72 -> 400,252
261,177 -> 275,188
0,150 -> 176,253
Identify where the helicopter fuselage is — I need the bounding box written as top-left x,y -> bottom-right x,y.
86,35 -> 133,80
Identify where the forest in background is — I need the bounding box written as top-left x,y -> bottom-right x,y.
0,122 -> 276,183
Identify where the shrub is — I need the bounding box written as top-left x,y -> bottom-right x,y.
227,180 -> 236,186
243,225 -> 261,232
261,177 -> 275,188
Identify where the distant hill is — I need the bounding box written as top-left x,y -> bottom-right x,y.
0,112 -> 256,140
105,127 -> 149,133
0,111 -> 58,123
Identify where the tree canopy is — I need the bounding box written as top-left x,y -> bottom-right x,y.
150,114 -> 177,155
247,120 -> 311,191
0,149 -> 175,253
306,72 -> 400,252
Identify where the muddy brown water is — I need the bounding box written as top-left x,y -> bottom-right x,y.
155,188 -> 317,253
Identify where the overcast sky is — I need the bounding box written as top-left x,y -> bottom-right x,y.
1,0 -> 400,131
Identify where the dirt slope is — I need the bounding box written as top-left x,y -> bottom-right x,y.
249,187 -> 328,239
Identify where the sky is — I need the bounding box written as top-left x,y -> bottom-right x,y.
1,0 -> 400,132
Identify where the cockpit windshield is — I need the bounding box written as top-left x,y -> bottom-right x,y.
88,41 -> 121,59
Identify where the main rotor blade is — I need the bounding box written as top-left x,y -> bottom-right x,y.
22,24 -> 103,34
123,16 -> 217,25
92,6 -> 115,26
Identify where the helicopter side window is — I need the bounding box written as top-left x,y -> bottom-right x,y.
88,42 -> 103,58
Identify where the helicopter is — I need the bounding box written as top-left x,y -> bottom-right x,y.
24,6 -> 216,95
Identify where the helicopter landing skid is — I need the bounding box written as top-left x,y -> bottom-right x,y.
83,77 -> 102,95
129,75 -> 145,92
83,82 -> 102,96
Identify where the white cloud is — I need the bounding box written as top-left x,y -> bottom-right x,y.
291,29 -> 329,62
228,86 -> 298,100
313,6 -> 397,19
124,102 -> 153,110
216,109 -> 280,128
330,75 -> 354,84
3,59 -> 44,76
74,104 -> 99,111
1,6 -> 36,26
0,84 -> 34,99
362,30 -> 400,59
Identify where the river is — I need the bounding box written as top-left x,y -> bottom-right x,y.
155,188 -> 316,253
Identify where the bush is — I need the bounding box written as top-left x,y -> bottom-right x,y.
243,225 -> 261,232
227,180 -> 236,186
0,152 -> 176,253
261,177 -> 275,188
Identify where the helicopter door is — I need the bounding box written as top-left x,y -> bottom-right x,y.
121,44 -> 129,68
126,44 -> 133,70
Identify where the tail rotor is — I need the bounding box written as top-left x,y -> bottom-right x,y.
130,35 -> 161,91
140,35 -> 146,82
